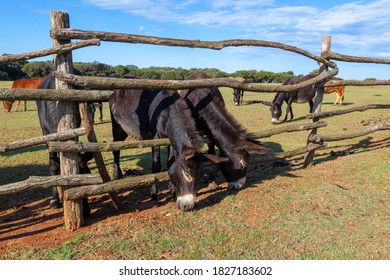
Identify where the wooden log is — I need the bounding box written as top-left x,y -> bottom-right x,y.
51,28 -> 337,68
0,88 -> 113,102
0,175 -> 100,196
48,121 -> 328,153
54,69 -> 338,92
48,138 -> 173,153
306,104 -> 390,120
324,79 -> 390,87
51,10 -> 83,231
0,39 -> 100,63
0,127 -> 86,152
64,171 -> 170,200
308,124 -> 390,143
304,35 -> 331,168
249,121 -> 328,139
329,52 -> 390,65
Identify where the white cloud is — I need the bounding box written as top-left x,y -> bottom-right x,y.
211,0 -> 273,11
83,0 -> 390,57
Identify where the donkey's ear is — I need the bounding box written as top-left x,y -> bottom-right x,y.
239,139 -> 272,154
202,153 -> 230,164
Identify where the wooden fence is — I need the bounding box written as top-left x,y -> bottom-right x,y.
1,10 -> 390,231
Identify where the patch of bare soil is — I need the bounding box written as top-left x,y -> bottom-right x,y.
0,172 -> 228,259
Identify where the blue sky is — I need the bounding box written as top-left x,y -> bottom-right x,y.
1,0 -> 390,79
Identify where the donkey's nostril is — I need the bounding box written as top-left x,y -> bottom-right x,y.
176,194 -> 195,211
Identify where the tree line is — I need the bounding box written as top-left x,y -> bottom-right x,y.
1,54 -> 381,83
0,55 -> 304,83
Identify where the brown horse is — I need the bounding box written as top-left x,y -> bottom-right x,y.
324,77 -> 345,106
2,77 -> 44,112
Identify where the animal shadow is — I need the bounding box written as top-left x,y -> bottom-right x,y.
194,141 -> 292,210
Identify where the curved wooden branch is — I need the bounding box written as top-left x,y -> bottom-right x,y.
329,52 -> 390,65
54,68 -> 338,93
64,172 -> 170,201
0,127 -> 86,152
306,104 -> 390,120
324,79 -> 390,86
308,124 -> 390,143
0,88 -> 113,101
0,174 -> 100,196
48,121 -> 327,153
249,121 -> 327,139
0,39 -> 100,63
51,28 -> 337,68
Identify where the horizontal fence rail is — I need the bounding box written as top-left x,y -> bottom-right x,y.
0,127 -> 86,152
323,79 -> 390,86
47,121 -> 328,153
0,39 -> 100,63
0,88 -> 113,101
0,174 -> 100,196
306,104 -> 390,119
309,124 -> 390,143
53,69 -> 339,92
329,51 -> 390,64
51,28 -> 337,68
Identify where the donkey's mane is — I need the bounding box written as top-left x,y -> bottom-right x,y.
185,71 -> 249,140
174,97 -> 205,149
203,97 -> 249,141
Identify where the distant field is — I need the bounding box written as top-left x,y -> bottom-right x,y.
0,83 -> 389,260
0,81 -> 13,88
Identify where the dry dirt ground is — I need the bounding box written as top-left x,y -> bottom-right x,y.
0,169 -> 229,257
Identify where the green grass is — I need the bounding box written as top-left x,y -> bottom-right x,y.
1,82 -> 389,260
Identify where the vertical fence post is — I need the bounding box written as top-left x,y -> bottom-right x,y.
303,35 -> 331,168
78,103 -> 122,210
51,10 -> 84,230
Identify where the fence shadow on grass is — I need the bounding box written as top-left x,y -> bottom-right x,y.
0,164 -> 49,185
0,145 -> 47,157
293,136 -> 390,169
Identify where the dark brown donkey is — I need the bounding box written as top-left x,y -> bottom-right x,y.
109,84 -> 228,211
270,74 -> 316,124
179,71 -> 271,190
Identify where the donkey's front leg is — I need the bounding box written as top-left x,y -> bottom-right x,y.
284,99 -> 294,122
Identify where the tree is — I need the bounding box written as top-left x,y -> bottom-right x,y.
22,61 -> 53,77
0,54 -> 27,80
114,65 -> 128,77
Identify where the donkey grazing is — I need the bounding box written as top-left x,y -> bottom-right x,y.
179,71 -> 271,190
270,74 -> 316,124
109,83 -> 227,211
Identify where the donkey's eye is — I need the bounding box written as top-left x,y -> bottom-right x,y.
182,169 -> 193,182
